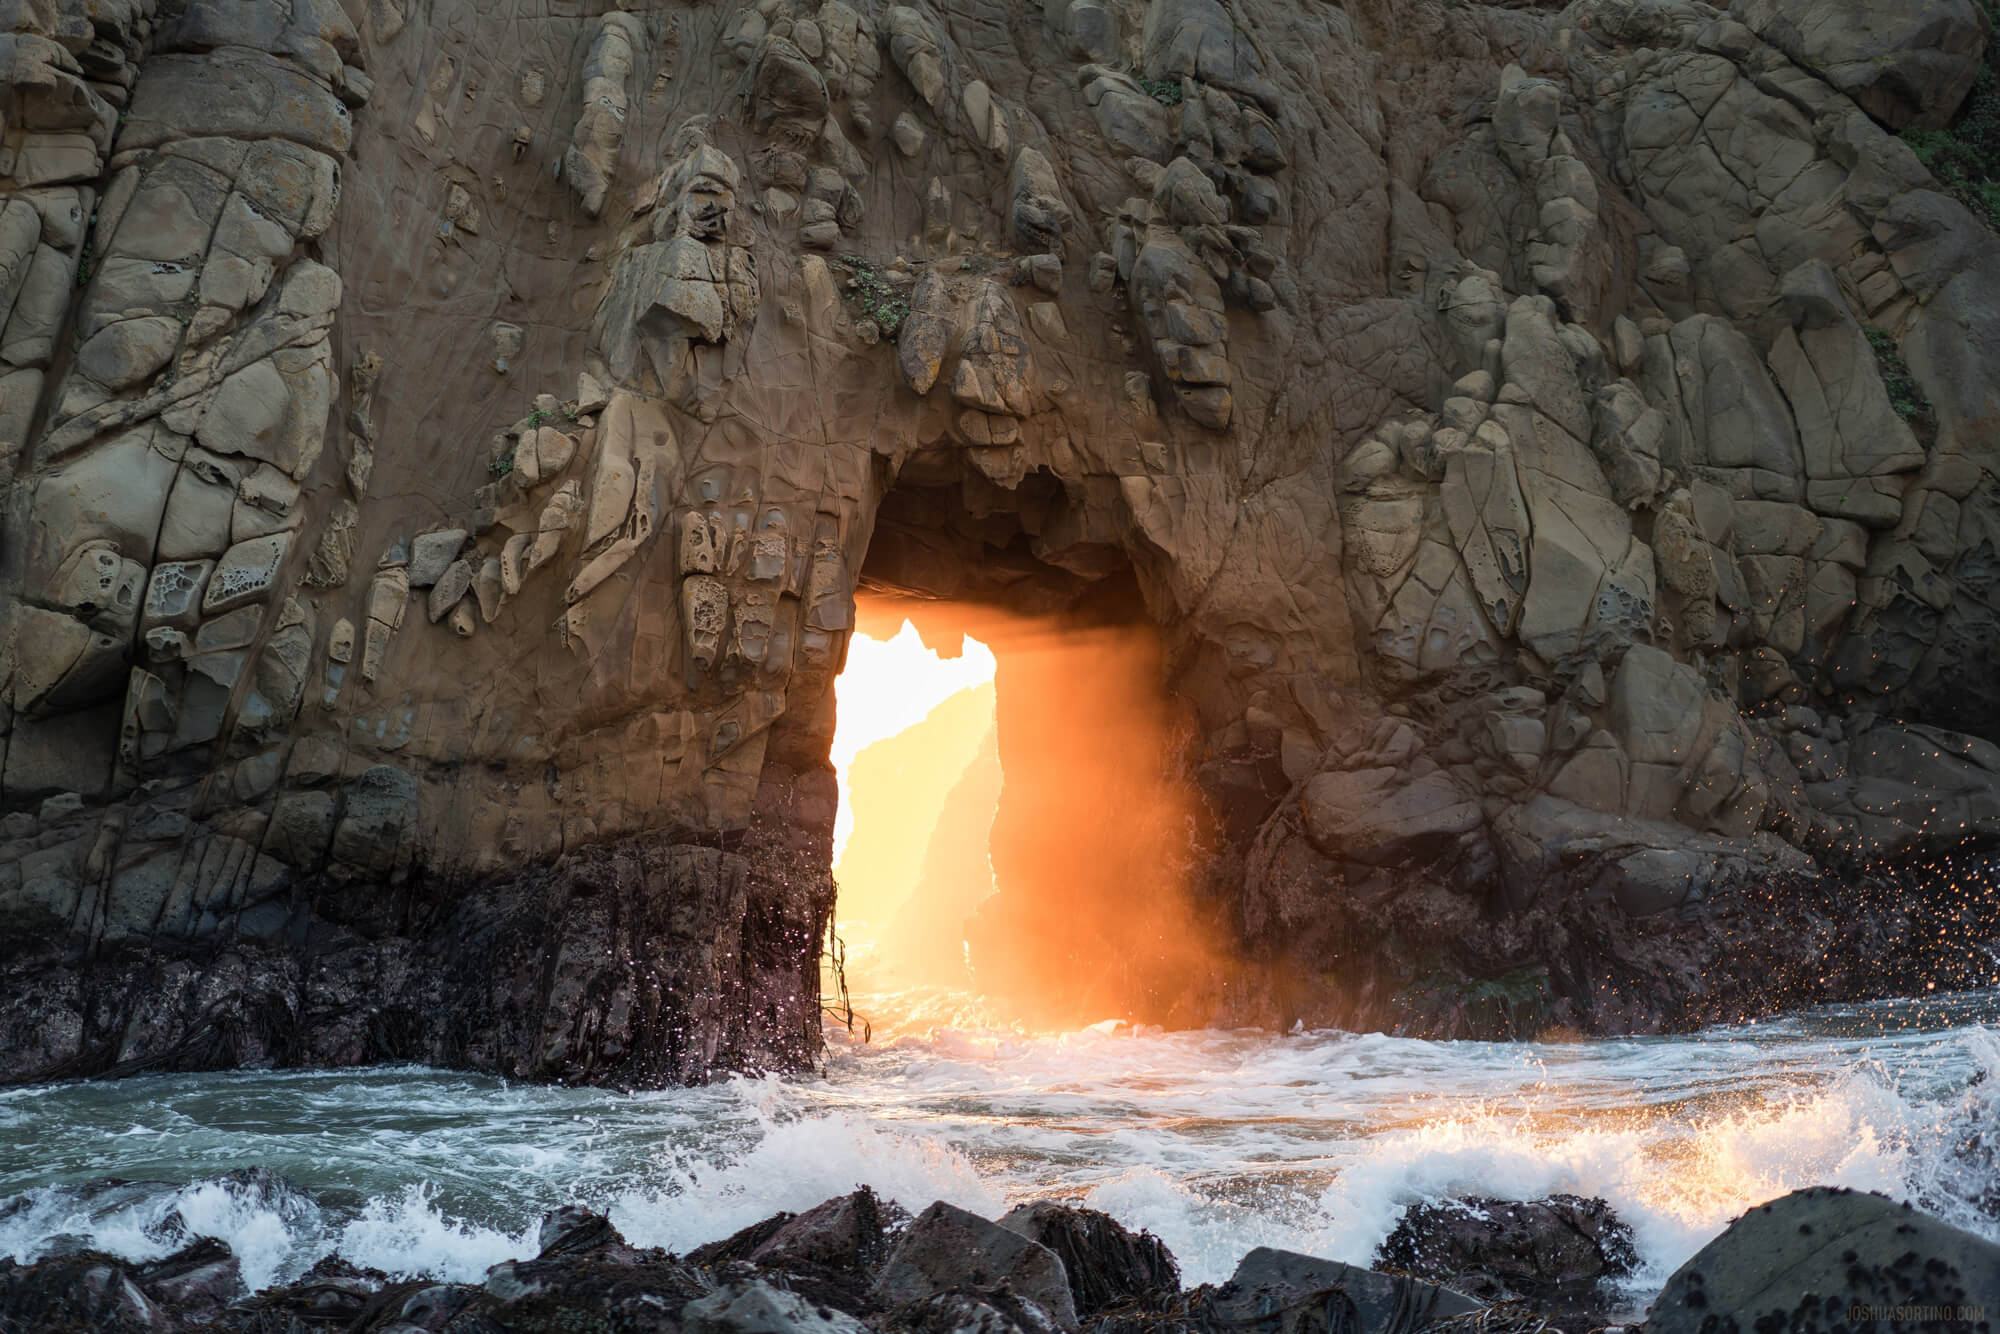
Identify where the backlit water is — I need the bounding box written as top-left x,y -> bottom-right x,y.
3,987 -> 1998,1314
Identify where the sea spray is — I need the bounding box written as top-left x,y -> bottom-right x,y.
610,1075 -> 1005,1252
335,1184 -> 539,1282
0,991 -> 1996,1299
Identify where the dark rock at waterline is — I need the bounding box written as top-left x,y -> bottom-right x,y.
124,1239 -> 243,1327
0,1250 -> 171,1332
686,1278 -> 873,1332
688,1187 -> 912,1320
1376,1194 -> 1636,1323
536,1201 -> 626,1257
692,1187 -> 911,1277
999,1202 -> 1180,1317
880,1287 -> 1070,1333
1088,1247 -> 1489,1334
874,1202 -> 1080,1330
1647,1187 -> 2000,1333
215,1255 -> 388,1329
29,1188 -> 2000,1334
0,1238 -> 252,1333
1213,1248 -> 1485,1329
0,835 -> 830,1090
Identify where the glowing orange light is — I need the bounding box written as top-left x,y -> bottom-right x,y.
831,621 -> 996,865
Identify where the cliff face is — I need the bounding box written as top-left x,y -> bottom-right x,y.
2,0 -> 1999,1083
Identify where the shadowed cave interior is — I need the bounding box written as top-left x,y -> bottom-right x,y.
833,465 -> 1229,1028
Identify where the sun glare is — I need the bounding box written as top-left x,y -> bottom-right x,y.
832,620 -> 996,864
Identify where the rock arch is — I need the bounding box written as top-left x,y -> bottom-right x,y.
4,0 -> 2000,1082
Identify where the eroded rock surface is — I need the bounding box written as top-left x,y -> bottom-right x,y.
2,0 -> 2000,1083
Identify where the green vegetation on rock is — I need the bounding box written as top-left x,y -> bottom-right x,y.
1902,4 -> 2000,228
834,254 -> 910,337
1867,327 -> 1937,443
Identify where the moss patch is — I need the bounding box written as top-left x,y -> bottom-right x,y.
833,254 -> 910,337
1901,2 -> 2000,229
1867,327 -> 1937,445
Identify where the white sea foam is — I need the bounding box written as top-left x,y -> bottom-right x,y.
610,1076 -> 1006,1251
334,1184 -> 539,1282
0,993 -> 1995,1304
0,1171 -> 325,1291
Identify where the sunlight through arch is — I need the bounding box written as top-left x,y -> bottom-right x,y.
831,620 -> 996,866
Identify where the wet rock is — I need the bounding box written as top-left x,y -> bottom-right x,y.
692,1187 -> 909,1278
1377,1195 -> 1636,1321
0,1250 -> 172,1332
1648,1187 -> 2000,1330
1205,1247 -> 1483,1332
998,1202 -> 1179,1316
880,1288 -> 1068,1333
686,1278 -> 871,1333
129,1238 -> 243,1325
874,1202 -> 1079,1330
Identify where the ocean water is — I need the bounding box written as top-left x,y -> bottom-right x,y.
2,987 -> 1998,1313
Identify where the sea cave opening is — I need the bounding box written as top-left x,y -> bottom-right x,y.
826,472 -> 1227,1032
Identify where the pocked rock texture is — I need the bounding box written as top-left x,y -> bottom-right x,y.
3,0 -> 2000,1083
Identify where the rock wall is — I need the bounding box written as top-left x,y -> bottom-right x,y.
3,0 -> 2000,1081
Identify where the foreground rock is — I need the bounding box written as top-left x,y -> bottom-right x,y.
874,1202 -> 1079,1328
8,0 -> 2000,1081
2,1187 -> 1995,1331
1000,1202 -> 1179,1318
1649,1187 -> 2000,1333
1377,1194 -> 1636,1326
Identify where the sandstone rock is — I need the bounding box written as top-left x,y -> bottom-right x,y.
1008,147 -> 1072,259
408,528 -> 466,587
562,13 -> 645,216
202,532 -> 291,614
5,0 -> 2000,1092
1733,0 -> 1992,131
427,558 -> 474,623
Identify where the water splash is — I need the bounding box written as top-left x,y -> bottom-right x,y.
0,992 -> 1995,1301
335,1184 -> 539,1283
611,1076 -> 1005,1252
0,1170 -> 323,1291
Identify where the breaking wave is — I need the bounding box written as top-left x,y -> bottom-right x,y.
2,992 -> 1997,1309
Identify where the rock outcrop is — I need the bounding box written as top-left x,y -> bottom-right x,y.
1377,1194 -> 1637,1326
3,0 -> 2000,1082
4,1185 -> 1994,1333
1648,1187 -> 2000,1333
